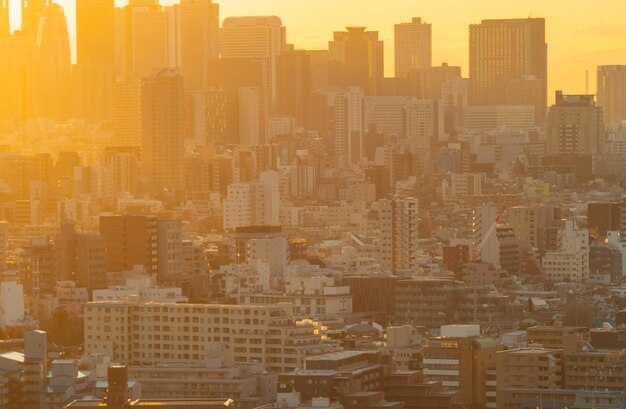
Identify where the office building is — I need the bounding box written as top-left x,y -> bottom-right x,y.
175,0 -> 219,91
0,0 -> 9,37
394,18 -> 431,77
546,91 -> 605,155
220,16 -> 287,106
334,87 -> 364,167
141,69 -> 185,198
469,18 -> 547,123
35,2 -> 72,119
76,0 -> 114,66
588,202 -> 623,239
329,27 -> 384,95
379,196 -> 419,275
597,65 -> 626,129
276,50 -> 312,126
113,76 -> 142,146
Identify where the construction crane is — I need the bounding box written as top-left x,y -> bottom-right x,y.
469,206 -> 506,263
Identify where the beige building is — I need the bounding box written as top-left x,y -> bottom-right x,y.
394,17 -> 431,77
546,91 -> 605,155
84,302 -> 338,373
597,65 -> 626,130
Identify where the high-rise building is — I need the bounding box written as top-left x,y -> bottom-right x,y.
21,0 -> 49,37
121,1 -> 171,78
469,18 -> 547,123
113,76 -> 142,146
220,16 -> 287,106
76,0 -> 114,65
175,0 -> 219,91
35,2 -> 71,119
379,196 -> 419,275
141,69 -> 185,198
329,27 -> 384,96
0,36 -> 36,121
0,0 -> 9,37
596,65 -> 626,130
394,17 -> 432,77
74,0 -> 115,121
546,91 -> 605,155
334,87 -> 364,167
276,50 -> 312,126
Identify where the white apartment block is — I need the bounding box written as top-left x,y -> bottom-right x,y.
450,173 -> 485,197
84,302 -> 338,373
542,220 -> 590,282
379,196 -> 419,275
223,171 -> 280,230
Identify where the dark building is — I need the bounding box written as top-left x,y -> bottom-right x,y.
340,275 -> 396,316
588,202 -> 623,238
589,242 -> 623,283
384,371 -> 464,409
276,50 -> 311,126
278,350 -> 388,402
99,214 -> 158,274
442,244 -> 470,278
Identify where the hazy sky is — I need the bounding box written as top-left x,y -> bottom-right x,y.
8,0 -> 626,99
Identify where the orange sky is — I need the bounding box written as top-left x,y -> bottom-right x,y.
9,0 -> 626,100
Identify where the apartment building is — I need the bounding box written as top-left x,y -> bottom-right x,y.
84,302 -> 338,373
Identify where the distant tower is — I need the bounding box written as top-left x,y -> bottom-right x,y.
76,0 -> 115,65
597,65 -> 626,130
35,2 -> 71,119
394,17 -> 432,77
0,0 -> 9,37
175,0 -> 219,91
220,16 -> 287,106
141,69 -> 185,198
469,18 -> 547,123
21,0 -> 49,36
329,27 -> 384,95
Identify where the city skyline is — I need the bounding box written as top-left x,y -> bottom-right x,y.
6,0 -> 626,99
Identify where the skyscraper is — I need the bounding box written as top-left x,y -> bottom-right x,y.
220,16 -> 287,106
380,196 -> 419,275
21,0 -> 49,37
0,0 -> 9,37
546,91 -> 605,155
175,0 -> 219,91
35,2 -> 71,119
141,69 -> 184,198
334,87 -> 364,167
76,0 -> 114,65
329,27 -> 384,96
469,18 -> 547,123
597,65 -> 626,130
394,17 -> 432,77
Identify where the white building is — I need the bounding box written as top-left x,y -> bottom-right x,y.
92,274 -> 188,303
0,281 -> 25,327
542,220 -> 590,282
84,302 -> 338,373
223,170 -> 280,230
246,236 -> 288,281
